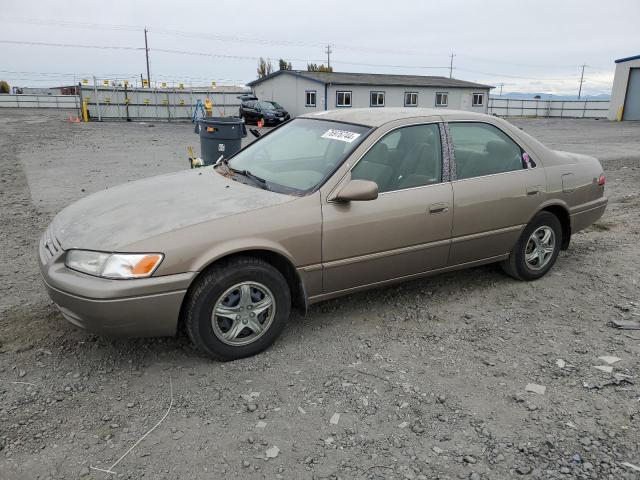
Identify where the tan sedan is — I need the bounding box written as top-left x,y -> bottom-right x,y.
39,108 -> 607,360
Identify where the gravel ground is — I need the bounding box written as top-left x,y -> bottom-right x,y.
1,109 -> 639,480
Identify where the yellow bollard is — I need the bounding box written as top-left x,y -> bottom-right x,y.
82,99 -> 89,123
204,98 -> 213,117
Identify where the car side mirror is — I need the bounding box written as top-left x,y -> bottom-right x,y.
332,179 -> 379,202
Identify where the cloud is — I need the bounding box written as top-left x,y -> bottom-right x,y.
0,0 -> 636,94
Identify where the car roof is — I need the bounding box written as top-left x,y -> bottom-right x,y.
299,108 -> 490,127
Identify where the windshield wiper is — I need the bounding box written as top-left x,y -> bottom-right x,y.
215,157 -> 268,189
235,168 -> 267,187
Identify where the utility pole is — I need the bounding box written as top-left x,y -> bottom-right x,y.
577,64 -> 586,99
144,28 -> 151,87
325,44 -> 332,70
449,53 -> 456,79
499,83 -> 504,96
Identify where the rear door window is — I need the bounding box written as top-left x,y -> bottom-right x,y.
449,122 -> 530,180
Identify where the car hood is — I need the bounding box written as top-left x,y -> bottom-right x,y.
51,168 -> 293,251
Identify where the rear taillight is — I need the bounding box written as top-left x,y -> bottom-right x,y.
597,174 -> 606,186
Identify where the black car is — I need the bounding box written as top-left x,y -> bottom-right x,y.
239,99 -> 290,125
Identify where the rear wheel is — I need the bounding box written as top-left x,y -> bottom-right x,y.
184,257 -> 291,360
501,211 -> 562,281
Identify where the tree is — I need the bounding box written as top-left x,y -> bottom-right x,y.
257,57 -> 273,78
278,59 -> 292,71
306,63 -> 333,73
0,80 -> 9,94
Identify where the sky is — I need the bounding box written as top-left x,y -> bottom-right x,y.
1,0 -> 638,96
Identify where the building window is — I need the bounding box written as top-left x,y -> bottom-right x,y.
435,92 -> 448,107
404,92 -> 418,107
370,91 -> 385,107
305,90 -> 317,107
472,93 -> 484,107
336,91 -> 352,107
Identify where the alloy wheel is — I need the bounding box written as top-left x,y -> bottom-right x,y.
211,282 -> 276,346
525,226 -> 556,271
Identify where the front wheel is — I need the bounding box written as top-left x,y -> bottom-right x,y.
184,257 -> 291,360
501,211 -> 562,281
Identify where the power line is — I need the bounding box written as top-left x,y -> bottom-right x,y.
148,48 -> 451,71
0,16 -> 143,31
0,38 -> 611,86
0,16 -> 615,76
455,67 -> 583,82
457,53 -> 601,71
0,39 -> 143,51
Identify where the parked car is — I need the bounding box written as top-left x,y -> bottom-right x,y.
39,108 -> 607,360
239,99 -> 290,125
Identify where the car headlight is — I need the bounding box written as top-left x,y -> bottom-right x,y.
65,250 -> 164,279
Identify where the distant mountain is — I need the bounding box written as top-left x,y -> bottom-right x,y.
494,92 -> 610,101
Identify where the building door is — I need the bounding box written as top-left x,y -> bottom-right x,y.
623,68 -> 640,120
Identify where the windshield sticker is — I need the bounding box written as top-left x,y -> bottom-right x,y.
321,129 -> 361,143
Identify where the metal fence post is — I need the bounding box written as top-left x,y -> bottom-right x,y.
93,77 -> 101,121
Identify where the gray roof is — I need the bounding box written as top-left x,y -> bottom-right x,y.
247,70 -> 493,89
299,107 -> 489,127
615,54 -> 640,64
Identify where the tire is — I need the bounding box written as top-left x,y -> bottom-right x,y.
501,211 -> 562,281
184,257 -> 291,360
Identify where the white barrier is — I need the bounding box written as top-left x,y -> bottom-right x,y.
488,97 -> 609,119
0,94 -> 79,109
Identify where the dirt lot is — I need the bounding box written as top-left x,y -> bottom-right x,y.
1,109 -> 639,480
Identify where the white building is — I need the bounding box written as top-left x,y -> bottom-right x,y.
608,54 -> 640,121
248,71 -> 493,118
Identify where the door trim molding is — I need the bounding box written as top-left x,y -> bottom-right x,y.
323,238 -> 451,270
308,253 -> 508,304
451,224 -> 524,244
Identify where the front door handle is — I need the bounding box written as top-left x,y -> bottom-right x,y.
428,203 -> 449,214
526,186 -> 540,196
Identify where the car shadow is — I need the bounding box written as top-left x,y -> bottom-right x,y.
13,259 -> 561,364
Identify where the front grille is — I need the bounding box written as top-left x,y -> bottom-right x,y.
41,225 -> 62,261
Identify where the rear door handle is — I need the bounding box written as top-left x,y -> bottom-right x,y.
526,186 -> 540,196
428,203 -> 449,214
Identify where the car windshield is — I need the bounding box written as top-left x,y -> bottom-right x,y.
265,101 -> 282,109
258,101 -> 278,111
225,118 -> 371,195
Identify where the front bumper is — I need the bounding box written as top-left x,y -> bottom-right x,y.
39,236 -> 196,337
265,114 -> 289,124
